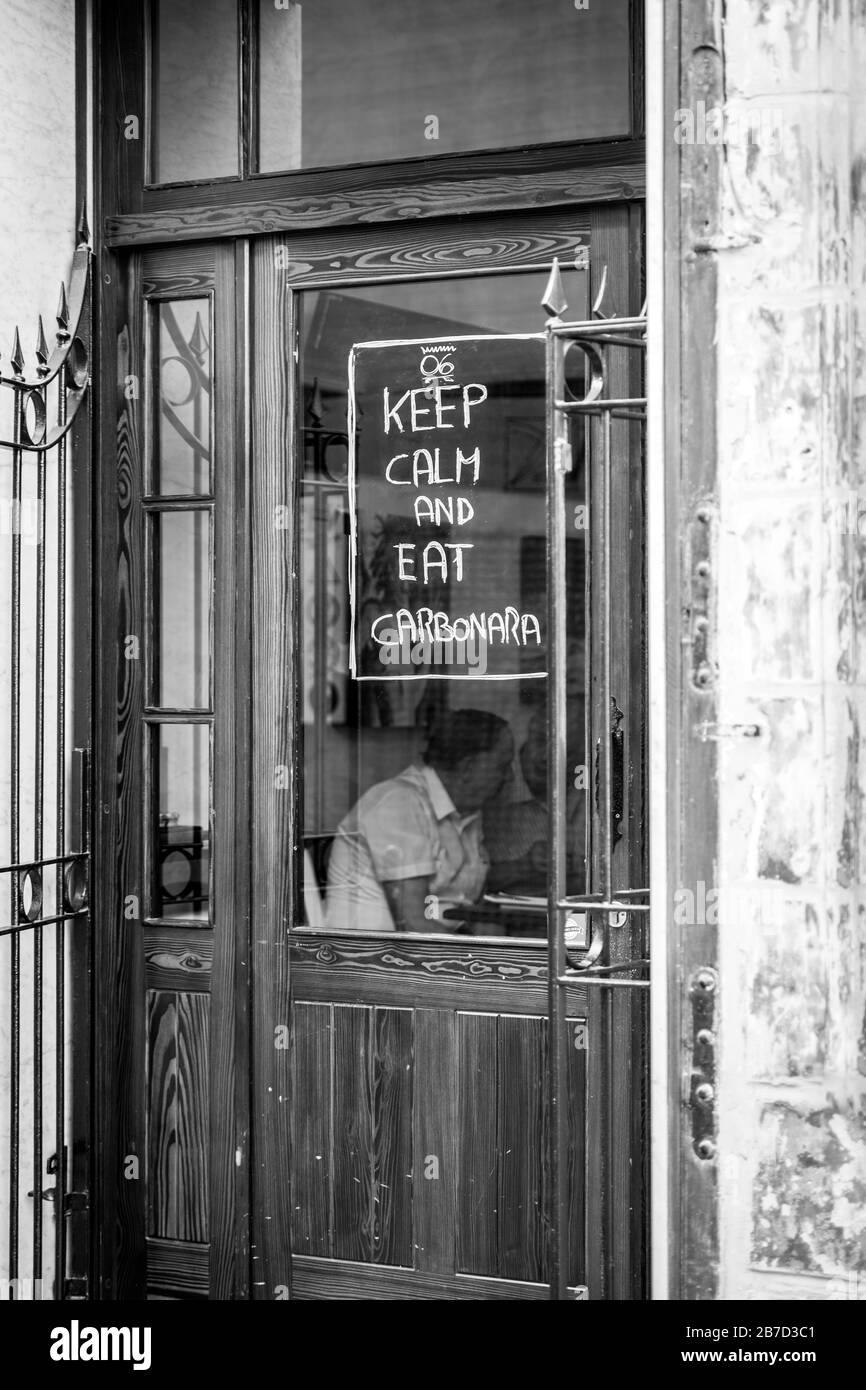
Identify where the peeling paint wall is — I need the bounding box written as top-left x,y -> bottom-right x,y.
714,0 -> 866,1299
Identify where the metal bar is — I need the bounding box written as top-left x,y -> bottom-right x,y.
546,319 -> 569,1301
33,390 -> 47,1282
572,959 -> 651,974
550,323 -> 648,341
0,912 -> 89,940
55,371 -> 68,1300
558,899 -> 650,912
0,391 -> 89,453
601,409 -> 613,909
9,379 -> 23,1286
558,976 -> 651,990
555,397 -> 647,414
0,853 -> 89,877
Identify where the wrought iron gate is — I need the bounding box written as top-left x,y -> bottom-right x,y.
542,259 -> 649,1298
0,216 -> 92,1300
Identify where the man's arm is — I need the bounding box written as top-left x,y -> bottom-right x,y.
382,876 -> 460,934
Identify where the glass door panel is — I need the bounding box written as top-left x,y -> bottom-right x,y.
297,269 -> 588,937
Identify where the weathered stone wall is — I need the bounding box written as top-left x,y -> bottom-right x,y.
714,0 -> 866,1299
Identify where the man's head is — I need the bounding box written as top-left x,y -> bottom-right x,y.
520,698 -> 587,802
424,708 -> 514,813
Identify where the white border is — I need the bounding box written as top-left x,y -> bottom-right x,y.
347,332 -> 548,683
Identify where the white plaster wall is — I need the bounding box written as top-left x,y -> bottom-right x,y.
0,0 -> 77,1295
714,0 -> 866,1300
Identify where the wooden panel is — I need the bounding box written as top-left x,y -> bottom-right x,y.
412,1010 -> 457,1273
92,249 -> 149,1299
498,1015 -> 548,1283
566,1015 -> 588,1288
105,142 -> 646,247
290,1002 -> 332,1258
178,992 -> 210,1241
144,927 -> 212,991
147,991 -> 178,1239
331,1005 -> 372,1263
291,1256 -> 587,1301
146,1237 -> 209,1298
249,237 -> 296,1297
207,239 -> 247,1299
456,1012 -> 498,1275
146,989 -> 210,1242
291,932 -> 588,1016
369,1007 -> 413,1267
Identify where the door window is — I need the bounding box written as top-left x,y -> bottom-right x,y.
298,270 -> 588,936
257,0 -> 631,172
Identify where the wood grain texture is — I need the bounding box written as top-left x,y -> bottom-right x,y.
146,1236 -> 209,1298
92,249 -> 149,1299
498,1015 -> 547,1283
331,1005 -> 371,1264
290,1256 -> 582,1301
290,1002 -> 332,1258
206,240 -> 246,1300
456,1012 -> 498,1275
146,989 -> 210,1242
369,1007 -> 413,1267
291,932 -> 589,1017
105,142 -> 646,247
144,926 -> 213,991
147,991 -> 178,1240
412,1009 -> 457,1274
249,236 -> 295,1297
566,1016 -> 588,1289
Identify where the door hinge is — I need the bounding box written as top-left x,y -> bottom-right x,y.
688,505 -> 716,692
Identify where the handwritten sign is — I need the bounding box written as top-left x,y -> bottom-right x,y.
348,334 -> 548,681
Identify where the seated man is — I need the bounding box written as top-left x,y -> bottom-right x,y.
326,709 -> 514,932
484,703 -> 587,897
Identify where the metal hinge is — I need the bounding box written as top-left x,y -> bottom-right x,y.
63,1276 -> 88,1300
64,1190 -> 89,1214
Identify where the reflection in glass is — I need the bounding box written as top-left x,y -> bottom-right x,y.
153,724 -> 210,921
156,300 -> 211,495
257,0 -> 630,173
298,271 -> 588,938
153,510 -> 210,710
152,0 -> 239,184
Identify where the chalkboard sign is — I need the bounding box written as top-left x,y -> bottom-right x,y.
348,334 -> 548,682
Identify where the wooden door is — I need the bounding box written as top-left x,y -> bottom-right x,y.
279,207 -> 647,1300
95,240 -> 247,1299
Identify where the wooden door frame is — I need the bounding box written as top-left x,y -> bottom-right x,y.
92,239 -> 250,1300
250,205 -> 645,1299
646,0 -> 723,1301
89,0 -> 654,1303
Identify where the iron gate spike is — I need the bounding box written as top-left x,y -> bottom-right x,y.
56,282 -> 70,337
10,326 -> 24,375
591,265 -> 615,320
35,315 -> 49,372
541,257 -> 568,319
